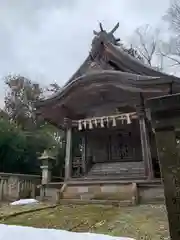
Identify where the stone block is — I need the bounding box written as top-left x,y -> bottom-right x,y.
139,186 -> 164,203
88,185 -> 101,194
80,193 -> 94,200
101,185 -> 117,193
63,191 -> 81,199
77,186 -> 89,193
66,186 -> 78,193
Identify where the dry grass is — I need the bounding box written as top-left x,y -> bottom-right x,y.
0,203 -> 169,240
0,202 -> 52,219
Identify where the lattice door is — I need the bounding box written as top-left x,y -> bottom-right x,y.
110,131 -> 134,162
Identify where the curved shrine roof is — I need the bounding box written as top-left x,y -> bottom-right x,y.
36,23 -> 180,108
35,23 -> 180,127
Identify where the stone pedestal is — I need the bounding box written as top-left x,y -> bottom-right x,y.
40,165 -> 51,185
147,93 -> 180,240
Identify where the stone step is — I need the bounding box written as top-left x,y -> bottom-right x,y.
59,198 -> 132,206
89,170 -> 144,173
88,162 -> 145,176
88,172 -> 145,177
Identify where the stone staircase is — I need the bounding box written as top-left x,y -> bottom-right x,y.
87,161 -> 145,179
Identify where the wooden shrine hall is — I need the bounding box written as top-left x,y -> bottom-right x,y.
36,23 -> 180,185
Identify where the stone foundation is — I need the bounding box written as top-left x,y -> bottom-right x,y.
63,183 -> 134,202
139,183 -> 164,203
42,180 -> 164,205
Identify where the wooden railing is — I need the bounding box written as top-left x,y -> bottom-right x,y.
0,172 -> 41,201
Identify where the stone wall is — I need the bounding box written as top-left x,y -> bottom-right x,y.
61,181 -> 164,204
63,182 -> 136,203
139,184 -> 165,203
0,172 -> 41,201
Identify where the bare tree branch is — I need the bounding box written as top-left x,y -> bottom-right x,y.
162,0 -> 180,67
164,0 -> 180,34
135,25 -> 156,66
131,24 -> 163,70
160,51 -> 180,65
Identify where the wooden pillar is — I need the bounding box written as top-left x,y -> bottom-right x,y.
137,101 -> 154,179
0,178 -> 4,201
81,134 -> 87,175
64,118 -> 72,181
147,93 -> 180,240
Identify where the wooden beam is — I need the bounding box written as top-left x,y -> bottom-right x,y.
81,134 -> 87,175
139,116 -> 153,179
138,95 -> 153,179
64,127 -> 72,180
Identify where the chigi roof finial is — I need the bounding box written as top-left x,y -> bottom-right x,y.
99,22 -> 104,32
93,22 -> 120,45
110,22 -> 119,34
95,22 -> 120,33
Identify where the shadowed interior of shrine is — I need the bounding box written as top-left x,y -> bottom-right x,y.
71,115 -> 161,180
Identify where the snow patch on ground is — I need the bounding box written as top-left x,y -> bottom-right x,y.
0,224 -> 135,240
10,199 -> 39,206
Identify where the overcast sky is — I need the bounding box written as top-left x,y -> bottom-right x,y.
0,0 -> 171,106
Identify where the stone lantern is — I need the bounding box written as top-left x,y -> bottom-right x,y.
39,150 -> 55,185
